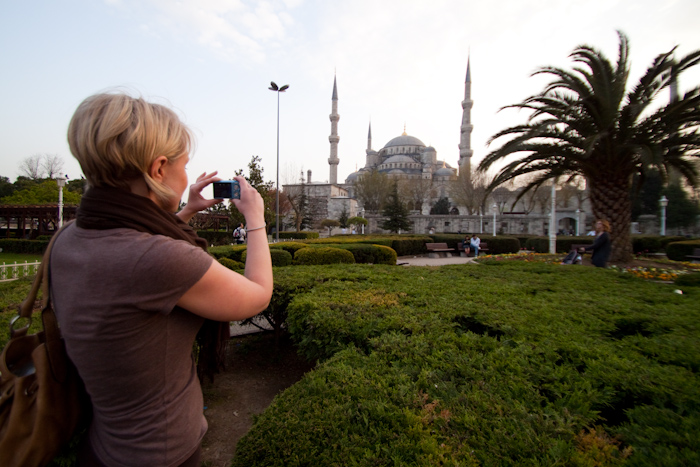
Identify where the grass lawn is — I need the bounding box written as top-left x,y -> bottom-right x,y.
0,252 -> 43,263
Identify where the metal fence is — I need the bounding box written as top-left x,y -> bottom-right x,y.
0,261 -> 41,282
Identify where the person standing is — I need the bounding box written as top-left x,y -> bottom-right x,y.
585,219 -> 611,267
469,233 -> 481,257
233,222 -> 246,244
52,92 -> 273,467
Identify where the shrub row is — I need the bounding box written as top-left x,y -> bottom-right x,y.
279,231 -> 319,239
196,230 -> 234,246
430,234 -> 521,254
213,242 -> 398,266
525,236 -> 593,253
525,235 -> 692,254
0,239 -> 49,254
666,240 -> 700,262
232,263 -> 700,466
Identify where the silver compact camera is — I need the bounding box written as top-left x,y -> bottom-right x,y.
213,180 -> 241,199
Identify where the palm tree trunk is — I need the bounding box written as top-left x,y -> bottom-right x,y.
588,178 -> 633,262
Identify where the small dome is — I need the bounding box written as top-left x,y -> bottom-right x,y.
383,134 -> 426,148
435,167 -> 455,176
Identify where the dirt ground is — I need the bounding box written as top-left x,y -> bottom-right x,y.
199,331 -> 315,467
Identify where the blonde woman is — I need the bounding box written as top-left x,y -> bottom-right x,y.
51,92 -> 272,466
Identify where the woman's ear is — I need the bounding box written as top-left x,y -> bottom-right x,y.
149,156 -> 169,182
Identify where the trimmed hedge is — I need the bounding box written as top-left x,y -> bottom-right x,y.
233,263 -> 700,466
0,239 -> 49,254
632,235 -> 687,254
196,230 -> 234,246
293,247 -> 355,265
525,236 -> 593,253
218,257 -> 244,270
430,234 -> 520,254
269,242 -> 312,257
241,248 -> 293,267
208,244 -> 247,262
665,240 -> 700,262
279,231 -> 319,240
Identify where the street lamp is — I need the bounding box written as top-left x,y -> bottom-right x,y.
492,203 -> 497,236
576,209 -> 581,236
56,175 -> 67,229
269,81 -> 289,243
479,211 -> 483,234
660,195 -> 669,236
359,208 -> 365,235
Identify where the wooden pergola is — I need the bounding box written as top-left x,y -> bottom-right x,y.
0,205 -> 78,239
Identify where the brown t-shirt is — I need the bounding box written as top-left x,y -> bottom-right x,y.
50,224 -> 213,467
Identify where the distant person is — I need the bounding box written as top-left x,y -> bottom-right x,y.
233,222 -> 246,244
584,219 -> 611,267
561,247 -> 584,265
469,233 -> 481,257
462,234 -> 471,256
429,227 -> 435,235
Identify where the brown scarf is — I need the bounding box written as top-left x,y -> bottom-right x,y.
76,185 -> 229,383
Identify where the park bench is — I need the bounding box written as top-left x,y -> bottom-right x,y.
426,242 -> 456,258
570,243 -> 591,252
458,242 -> 489,257
687,248 -> 700,263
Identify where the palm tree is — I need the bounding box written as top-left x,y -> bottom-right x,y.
479,31 -> 700,261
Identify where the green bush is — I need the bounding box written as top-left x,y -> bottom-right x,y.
525,236 -> 593,253
218,257 -> 244,270
0,239 -> 49,254
234,263 -> 700,466
429,234 -> 520,254
631,235 -> 687,254
196,230 -> 235,246
675,272 -> 700,288
269,242 -> 309,257
293,247 -> 355,265
390,237 -> 432,256
279,231 -> 319,240
208,244 -> 247,262
665,240 -> 700,262
334,244 -> 397,265
270,249 -> 293,267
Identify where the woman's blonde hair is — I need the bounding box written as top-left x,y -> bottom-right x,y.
67,92 -> 193,203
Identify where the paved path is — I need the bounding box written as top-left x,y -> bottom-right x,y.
397,255 -> 478,266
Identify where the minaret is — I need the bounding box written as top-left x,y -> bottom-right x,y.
458,57 -> 473,176
366,122 -> 372,152
328,75 -> 340,185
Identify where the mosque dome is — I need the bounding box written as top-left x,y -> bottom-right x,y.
383,155 -> 416,164
383,134 -> 426,149
345,172 -> 360,183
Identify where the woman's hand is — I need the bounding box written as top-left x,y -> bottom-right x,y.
231,176 -> 265,227
177,171 -> 222,222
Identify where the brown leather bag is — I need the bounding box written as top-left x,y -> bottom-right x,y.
0,225 -> 89,467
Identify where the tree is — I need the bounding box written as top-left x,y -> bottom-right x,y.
347,216 -> 368,233
0,179 -> 81,205
337,206 -> 349,228
230,156 -> 275,231
320,218 -> 340,236
449,168 -> 488,214
283,174 -> 312,232
397,177 -> 434,212
0,176 -> 13,199
353,169 -> 391,213
381,183 -> 411,233
41,154 -> 65,179
19,155 -> 42,179
480,31 -> 700,262
430,197 -> 450,214
663,183 -> 700,230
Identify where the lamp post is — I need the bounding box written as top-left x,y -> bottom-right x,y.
576,209 -> 581,236
549,180 -> 557,254
56,175 -> 67,229
269,81 -> 289,243
479,211 -> 483,234
492,203 -> 497,236
660,195 -> 668,236
359,208 -> 365,235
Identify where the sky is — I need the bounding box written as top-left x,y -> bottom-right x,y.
2,0 -> 699,197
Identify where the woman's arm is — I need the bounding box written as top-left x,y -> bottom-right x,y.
177,176 -> 273,321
